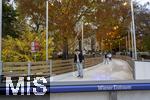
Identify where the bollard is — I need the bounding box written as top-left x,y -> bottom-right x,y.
28,61 -> 31,76
0,61 -> 2,83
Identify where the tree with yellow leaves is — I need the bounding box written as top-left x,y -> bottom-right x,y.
2,30 -> 53,62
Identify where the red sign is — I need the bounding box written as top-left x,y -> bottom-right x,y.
31,41 -> 40,53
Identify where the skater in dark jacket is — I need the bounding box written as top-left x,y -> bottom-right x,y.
74,49 -> 84,78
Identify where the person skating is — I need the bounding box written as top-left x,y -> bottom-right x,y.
107,52 -> 112,63
74,49 -> 84,78
103,52 -> 109,64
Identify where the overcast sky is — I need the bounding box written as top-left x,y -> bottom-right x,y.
135,0 -> 150,5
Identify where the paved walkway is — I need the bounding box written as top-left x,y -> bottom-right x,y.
50,59 -> 133,82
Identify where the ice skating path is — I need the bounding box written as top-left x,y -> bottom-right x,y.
50,59 -> 133,82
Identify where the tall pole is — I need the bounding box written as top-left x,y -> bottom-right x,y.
131,0 -> 137,60
0,0 -> 2,82
81,18 -> 84,53
46,0 -> 49,61
131,23 -> 134,58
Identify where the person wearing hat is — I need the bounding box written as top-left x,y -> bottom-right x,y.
74,49 -> 84,78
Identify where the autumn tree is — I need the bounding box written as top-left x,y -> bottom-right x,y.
17,0 -> 46,33
92,0 -> 131,51
16,0 -> 133,58
2,30 -> 53,62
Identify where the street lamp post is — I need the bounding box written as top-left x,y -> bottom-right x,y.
46,0 -> 49,62
0,0 -> 2,82
123,1 -> 137,60
81,19 -> 84,53
46,0 -> 53,77
131,22 -> 135,58
131,0 -> 137,60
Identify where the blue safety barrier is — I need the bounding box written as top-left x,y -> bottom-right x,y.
1,83 -> 150,94
50,83 -> 150,93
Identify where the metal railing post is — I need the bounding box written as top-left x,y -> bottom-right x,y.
0,0 -> 2,83
46,0 -> 49,62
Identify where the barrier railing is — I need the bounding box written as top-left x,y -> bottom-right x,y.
3,61 -> 50,77
51,57 -> 102,76
2,57 -> 102,77
2,56 -> 133,78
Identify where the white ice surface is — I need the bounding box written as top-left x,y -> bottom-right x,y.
50,59 -> 133,82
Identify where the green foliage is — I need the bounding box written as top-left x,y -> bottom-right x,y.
2,1 -> 23,38
143,34 -> 150,52
134,3 -> 150,51
2,31 -> 54,62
